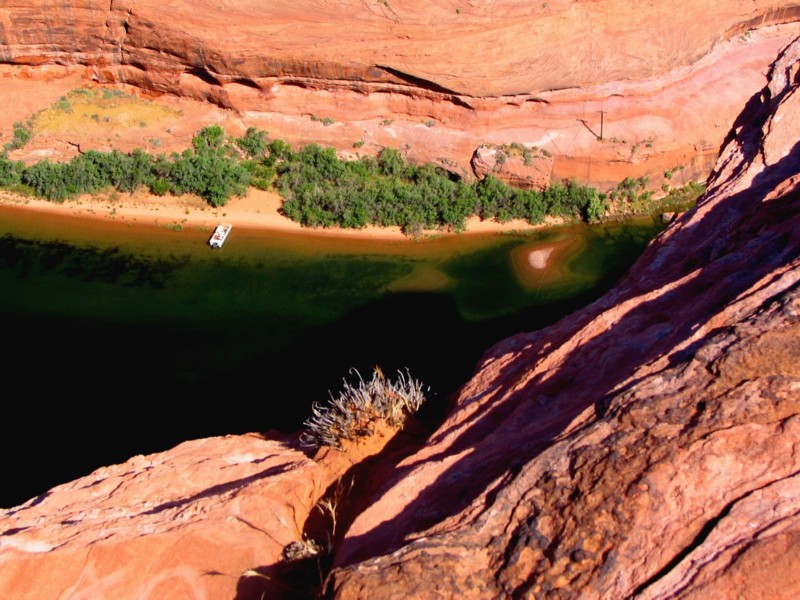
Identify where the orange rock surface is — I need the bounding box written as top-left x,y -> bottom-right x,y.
1,1 -> 799,189
327,35 -> 800,597
1,3 -> 800,598
0,434 -> 327,599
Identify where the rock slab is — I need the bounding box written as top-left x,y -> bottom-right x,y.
2,2 -> 799,189
0,434 -> 327,600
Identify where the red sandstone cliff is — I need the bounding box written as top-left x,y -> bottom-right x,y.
1,1 -> 799,189
327,35 -> 800,598
1,7 -> 800,600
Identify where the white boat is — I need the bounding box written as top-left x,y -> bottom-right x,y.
209,223 -> 233,248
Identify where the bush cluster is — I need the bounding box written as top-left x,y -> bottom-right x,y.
278,146 -> 480,234
277,146 -> 611,233
0,125 -> 253,205
300,367 -> 428,451
1,122 -> 701,229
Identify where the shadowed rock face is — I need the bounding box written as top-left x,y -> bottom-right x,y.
1,1 -> 799,189
326,36 -> 800,598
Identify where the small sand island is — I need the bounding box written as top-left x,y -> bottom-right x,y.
527,246 -> 555,269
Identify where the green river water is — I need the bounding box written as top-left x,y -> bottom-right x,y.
0,205 -> 663,507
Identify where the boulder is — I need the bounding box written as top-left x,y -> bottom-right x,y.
471,144 -> 554,190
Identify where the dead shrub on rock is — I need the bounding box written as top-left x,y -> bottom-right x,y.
300,367 -> 428,451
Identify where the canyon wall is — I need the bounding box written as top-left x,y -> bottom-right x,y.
2,0 -> 798,95
327,34 -> 800,598
0,4 -> 799,599
2,33 -> 797,596
1,1 -> 799,188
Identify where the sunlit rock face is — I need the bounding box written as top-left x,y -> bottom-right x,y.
1,1 -> 799,188
0,417 -> 406,599
2,0 -> 797,96
0,434 -> 330,600
327,35 -> 800,599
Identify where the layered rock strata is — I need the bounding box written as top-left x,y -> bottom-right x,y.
2,0 -> 797,96
1,1 -> 799,188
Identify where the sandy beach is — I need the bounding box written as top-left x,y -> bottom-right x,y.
0,187 -> 544,242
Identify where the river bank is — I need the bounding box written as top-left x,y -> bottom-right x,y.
0,186 -> 548,242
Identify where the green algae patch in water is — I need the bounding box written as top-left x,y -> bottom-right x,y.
442,219 -> 664,321
567,218 -> 664,283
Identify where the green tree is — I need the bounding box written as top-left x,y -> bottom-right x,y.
475,175 -> 514,221
583,195 -> 608,223
192,125 -> 227,154
0,155 -> 25,186
235,127 -> 268,158
117,149 -> 155,193
167,128 -> 251,205
23,160 -> 70,201
377,147 -> 407,177
267,138 -> 294,164
6,121 -> 33,151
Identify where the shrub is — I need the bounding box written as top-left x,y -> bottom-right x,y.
117,148 -> 156,193
522,149 -> 533,166
583,195 -> 608,223
9,121 -> 32,150
170,128 -> 251,205
0,155 -> 24,186
149,178 -> 171,196
475,174 -> 515,220
54,96 -> 72,113
377,147 -> 406,177
242,159 -> 275,190
300,367 -> 428,451
22,160 -> 72,201
266,138 -> 294,163
192,125 -> 227,154
235,126 -> 268,158
310,115 -> 335,126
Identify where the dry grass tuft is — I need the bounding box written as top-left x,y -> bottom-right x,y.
300,367 -> 428,451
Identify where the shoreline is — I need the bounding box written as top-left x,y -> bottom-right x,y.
0,187 -> 546,243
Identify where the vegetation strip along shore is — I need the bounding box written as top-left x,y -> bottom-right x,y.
1,88 -> 703,237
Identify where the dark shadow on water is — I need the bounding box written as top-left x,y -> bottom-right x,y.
0,211 -> 655,509
0,276 -> 617,509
